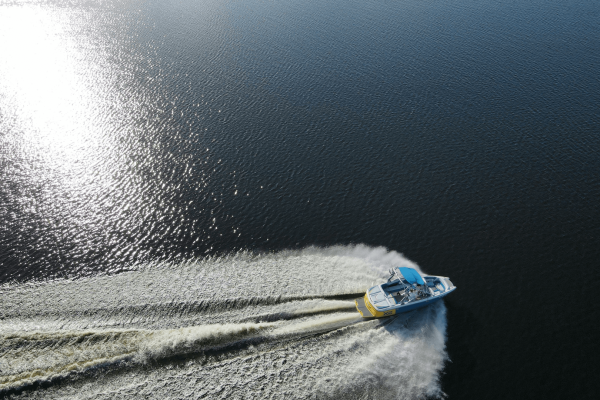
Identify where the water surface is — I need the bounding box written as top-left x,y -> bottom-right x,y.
0,0 -> 598,398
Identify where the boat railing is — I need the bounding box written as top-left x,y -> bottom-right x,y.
387,268 -> 397,282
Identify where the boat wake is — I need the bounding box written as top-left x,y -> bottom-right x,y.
0,245 -> 448,399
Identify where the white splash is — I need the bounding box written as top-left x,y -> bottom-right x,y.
0,245 -> 449,399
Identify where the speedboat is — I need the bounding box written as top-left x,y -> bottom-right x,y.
355,267 -> 456,318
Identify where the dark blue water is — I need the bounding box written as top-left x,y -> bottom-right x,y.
1,0 -> 599,398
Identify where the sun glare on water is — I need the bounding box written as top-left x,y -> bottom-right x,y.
0,5 -> 98,157
0,3 -> 161,256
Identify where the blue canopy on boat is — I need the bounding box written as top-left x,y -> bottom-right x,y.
398,267 -> 425,285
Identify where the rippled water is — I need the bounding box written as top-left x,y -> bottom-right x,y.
1,0 -> 599,398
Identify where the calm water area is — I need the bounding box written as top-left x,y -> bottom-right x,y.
1,0 -> 599,398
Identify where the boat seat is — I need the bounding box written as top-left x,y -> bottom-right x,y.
386,284 -> 404,292
429,285 -> 441,294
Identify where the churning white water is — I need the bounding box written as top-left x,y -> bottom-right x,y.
0,245 -> 448,399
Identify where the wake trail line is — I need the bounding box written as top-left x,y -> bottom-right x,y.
0,312 -> 367,395
4,292 -> 366,320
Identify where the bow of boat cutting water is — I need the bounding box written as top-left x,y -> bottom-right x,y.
0,246 -> 448,399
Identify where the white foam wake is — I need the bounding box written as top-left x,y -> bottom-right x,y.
0,245 -> 449,399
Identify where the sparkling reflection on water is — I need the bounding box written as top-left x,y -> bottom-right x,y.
1,0 -> 599,398
0,1 -> 226,279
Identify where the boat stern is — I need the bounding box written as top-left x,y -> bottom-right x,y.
355,293 -> 396,318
